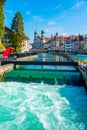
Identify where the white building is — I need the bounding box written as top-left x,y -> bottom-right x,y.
34,30 -> 51,50
65,43 -> 74,52
86,41 -> 87,49
24,37 -> 32,52
50,33 -> 68,51
34,31 -> 68,51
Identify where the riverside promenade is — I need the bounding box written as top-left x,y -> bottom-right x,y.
0,53 -> 38,81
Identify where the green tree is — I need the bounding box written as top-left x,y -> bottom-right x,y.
11,12 -> 25,53
11,32 -> 25,53
0,42 -> 5,50
11,12 -> 24,34
0,5 -> 5,43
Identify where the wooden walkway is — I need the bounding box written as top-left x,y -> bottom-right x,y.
3,61 -> 78,66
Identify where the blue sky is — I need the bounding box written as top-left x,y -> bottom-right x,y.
4,0 -> 87,42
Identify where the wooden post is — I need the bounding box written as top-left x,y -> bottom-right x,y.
14,64 -> 16,69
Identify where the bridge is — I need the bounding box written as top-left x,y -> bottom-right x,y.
1,58 -> 87,89
1,60 -> 78,68
6,61 -> 87,88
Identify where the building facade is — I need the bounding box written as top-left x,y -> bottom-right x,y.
50,33 -> 68,51
34,30 -> 51,50
34,31 -> 86,53
21,36 -> 31,53
1,26 -> 12,47
34,31 -> 68,51
65,35 -> 84,53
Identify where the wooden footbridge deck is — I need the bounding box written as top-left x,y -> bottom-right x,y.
1,61 -> 78,67
2,61 -> 78,69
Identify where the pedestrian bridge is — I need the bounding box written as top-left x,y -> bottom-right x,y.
2,61 -> 78,67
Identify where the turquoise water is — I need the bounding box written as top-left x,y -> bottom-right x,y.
20,53 -> 75,70
20,65 -> 76,71
0,82 -> 87,130
0,53 -> 87,130
34,53 -> 68,62
71,54 -> 87,60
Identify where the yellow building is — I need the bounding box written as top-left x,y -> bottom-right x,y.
21,36 -> 32,53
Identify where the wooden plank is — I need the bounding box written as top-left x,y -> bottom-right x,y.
6,61 -> 78,66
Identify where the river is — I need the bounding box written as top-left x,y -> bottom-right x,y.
0,53 -> 87,130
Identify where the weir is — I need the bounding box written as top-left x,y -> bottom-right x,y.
1,54 -> 87,88
2,60 -> 84,86
3,69 -> 83,86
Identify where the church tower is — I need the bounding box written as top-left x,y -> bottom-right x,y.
41,30 -> 45,49
41,30 -> 45,41
34,31 -> 38,49
34,31 -> 38,40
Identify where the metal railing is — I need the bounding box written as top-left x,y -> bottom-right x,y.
79,64 -> 87,73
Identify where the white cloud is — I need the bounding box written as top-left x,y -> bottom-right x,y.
55,2 -> 63,10
26,11 -> 30,15
5,10 -> 14,17
32,16 -> 44,22
72,1 -> 87,9
48,21 -> 56,26
5,10 -> 13,13
44,26 -> 68,37
57,10 -> 67,19
44,26 -> 64,35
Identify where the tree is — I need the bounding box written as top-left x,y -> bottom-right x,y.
11,32 -> 25,53
0,5 -> 5,43
11,12 -> 25,53
0,42 -> 5,50
0,0 -> 6,6
11,12 -> 24,34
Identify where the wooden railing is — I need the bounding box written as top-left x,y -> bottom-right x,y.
1,61 -> 78,69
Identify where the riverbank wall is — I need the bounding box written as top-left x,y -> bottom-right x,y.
0,54 -> 38,81
0,64 -> 14,81
78,67 -> 87,90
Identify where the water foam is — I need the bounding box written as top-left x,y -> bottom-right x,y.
0,82 -> 87,130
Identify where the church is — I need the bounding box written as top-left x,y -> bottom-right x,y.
34,30 -> 68,51
33,30 -> 51,50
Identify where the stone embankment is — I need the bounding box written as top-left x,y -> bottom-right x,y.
0,54 -> 38,81
0,64 -> 14,81
17,54 -> 38,61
